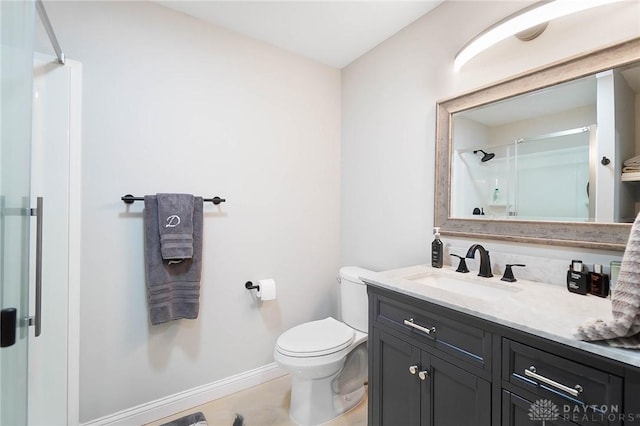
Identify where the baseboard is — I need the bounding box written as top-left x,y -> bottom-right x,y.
82,363 -> 286,426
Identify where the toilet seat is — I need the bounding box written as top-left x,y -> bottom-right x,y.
276,317 -> 355,357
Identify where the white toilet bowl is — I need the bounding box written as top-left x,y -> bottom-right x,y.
274,318 -> 368,426
273,267 -> 372,426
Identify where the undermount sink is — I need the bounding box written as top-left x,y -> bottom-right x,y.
402,271 -> 523,302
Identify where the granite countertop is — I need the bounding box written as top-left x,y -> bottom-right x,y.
360,264 -> 640,369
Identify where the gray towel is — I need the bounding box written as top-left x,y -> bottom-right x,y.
157,193 -> 195,260
144,195 -> 203,325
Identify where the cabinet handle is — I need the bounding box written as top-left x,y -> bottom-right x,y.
418,370 -> 429,381
403,318 -> 436,336
409,365 -> 419,375
524,366 -> 584,397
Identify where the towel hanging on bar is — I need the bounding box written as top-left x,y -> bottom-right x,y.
144,195 -> 203,325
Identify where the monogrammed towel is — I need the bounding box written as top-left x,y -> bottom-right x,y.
144,195 -> 203,325
574,212 -> 640,348
157,193 -> 194,260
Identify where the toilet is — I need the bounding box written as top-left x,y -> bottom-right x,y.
273,266 -> 371,426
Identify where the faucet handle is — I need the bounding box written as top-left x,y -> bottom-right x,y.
450,254 -> 470,273
501,264 -> 526,282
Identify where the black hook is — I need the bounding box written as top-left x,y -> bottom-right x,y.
245,281 -> 260,291
601,156 -> 611,166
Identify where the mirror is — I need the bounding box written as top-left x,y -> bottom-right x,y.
435,38 -> 640,250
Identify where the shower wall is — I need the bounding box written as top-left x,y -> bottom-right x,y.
452,106 -> 596,220
29,54 -> 82,426
35,1 -> 341,422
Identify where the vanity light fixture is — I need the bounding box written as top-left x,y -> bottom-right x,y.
454,0 -> 623,72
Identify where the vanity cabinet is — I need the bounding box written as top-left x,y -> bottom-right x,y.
369,288 -> 491,426
502,339 -> 623,426
367,285 -> 634,426
371,327 -> 491,426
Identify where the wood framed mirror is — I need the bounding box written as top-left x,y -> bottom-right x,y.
435,38 -> 640,251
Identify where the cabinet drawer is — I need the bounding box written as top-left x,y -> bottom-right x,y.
503,339 -> 622,414
373,292 -> 491,371
502,390 -> 581,426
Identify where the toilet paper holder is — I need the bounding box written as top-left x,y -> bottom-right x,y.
245,281 -> 260,291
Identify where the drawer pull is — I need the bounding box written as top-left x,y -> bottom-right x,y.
524,366 -> 584,397
409,365 -> 419,375
403,318 -> 436,336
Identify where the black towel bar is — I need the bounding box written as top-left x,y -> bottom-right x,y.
121,194 -> 226,205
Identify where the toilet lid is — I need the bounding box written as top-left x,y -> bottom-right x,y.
276,317 -> 355,357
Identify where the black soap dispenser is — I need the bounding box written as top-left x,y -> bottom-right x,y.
431,227 -> 443,268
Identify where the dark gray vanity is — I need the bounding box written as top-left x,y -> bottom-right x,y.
364,267 -> 640,426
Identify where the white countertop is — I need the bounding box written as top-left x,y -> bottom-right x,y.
360,264 -> 640,369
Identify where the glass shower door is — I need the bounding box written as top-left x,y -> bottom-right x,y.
0,1 -> 35,425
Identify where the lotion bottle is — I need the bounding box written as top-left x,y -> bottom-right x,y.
431,227 -> 443,268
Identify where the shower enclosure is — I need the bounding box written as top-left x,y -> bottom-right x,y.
513,127 -> 591,221
451,126 -> 593,222
1,2 -> 79,425
1,1 -> 36,424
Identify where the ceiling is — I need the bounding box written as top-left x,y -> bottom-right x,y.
154,0 -> 444,68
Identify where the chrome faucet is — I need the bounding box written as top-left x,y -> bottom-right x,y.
466,244 -> 493,278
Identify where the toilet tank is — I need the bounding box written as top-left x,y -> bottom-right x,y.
339,266 -> 372,333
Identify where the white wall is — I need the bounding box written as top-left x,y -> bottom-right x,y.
451,116 -> 489,217
35,1 -> 341,422
341,1 -> 640,271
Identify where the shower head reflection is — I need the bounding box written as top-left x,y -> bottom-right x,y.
473,149 -> 495,162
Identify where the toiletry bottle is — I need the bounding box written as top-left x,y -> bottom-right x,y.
589,264 -> 610,298
567,259 -> 588,295
431,227 -> 443,268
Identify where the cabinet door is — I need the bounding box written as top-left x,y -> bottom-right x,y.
426,354 -> 491,426
502,390 -> 580,426
370,328 -> 422,426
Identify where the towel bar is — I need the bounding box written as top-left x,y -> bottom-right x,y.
121,194 -> 226,205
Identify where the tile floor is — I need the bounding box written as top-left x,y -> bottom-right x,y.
146,375 -> 367,426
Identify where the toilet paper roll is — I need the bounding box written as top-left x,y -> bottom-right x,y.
256,279 -> 276,301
